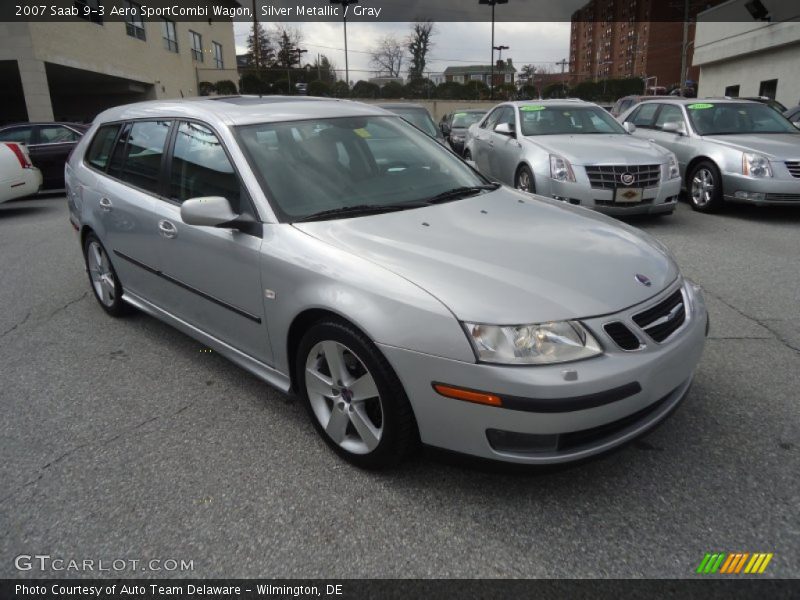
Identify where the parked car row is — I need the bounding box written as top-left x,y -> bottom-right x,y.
459,97 -> 800,215
65,96 -> 708,468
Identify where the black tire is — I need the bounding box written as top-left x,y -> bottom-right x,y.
296,318 -> 418,469
515,164 -> 536,193
83,233 -> 128,317
687,160 -> 723,213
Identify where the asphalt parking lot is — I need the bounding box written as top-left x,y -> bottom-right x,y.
1,195 -> 798,579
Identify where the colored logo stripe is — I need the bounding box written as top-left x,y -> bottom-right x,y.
698,552 -> 773,574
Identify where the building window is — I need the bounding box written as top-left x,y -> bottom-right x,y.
213,42 -> 224,69
758,79 -> 778,100
190,30 -> 203,62
124,2 -> 146,41
74,0 -> 103,24
505,73 -> 512,83
453,75 -> 464,83
724,84 -> 740,97
162,19 -> 178,53
470,74 -> 483,81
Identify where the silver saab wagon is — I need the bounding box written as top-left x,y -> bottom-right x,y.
66,97 -> 708,468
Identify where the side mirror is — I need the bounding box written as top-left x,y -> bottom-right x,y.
623,121 -> 636,133
794,121 -> 800,130
662,121 -> 686,135
181,196 -> 238,228
494,122 -> 515,136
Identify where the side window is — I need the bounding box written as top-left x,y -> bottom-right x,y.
170,122 -> 243,212
654,105 -> 685,130
497,106 -> 516,128
85,124 -> 121,171
38,125 -> 81,144
110,120 -> 172,194
481,108 -> 503,130
630,103 -> 659,128
0,127 -> 33,144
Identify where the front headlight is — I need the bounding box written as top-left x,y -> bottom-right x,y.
550,154 -> 576,182
666,153 -> 680,180
463,320 -> 602,365
452,134 -> 465,142
742,152 -> 772,178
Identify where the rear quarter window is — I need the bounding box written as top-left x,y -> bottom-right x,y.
85,124 -> 121,171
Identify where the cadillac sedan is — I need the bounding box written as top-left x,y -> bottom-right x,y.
66,97 -> 707,468
464,100 -> 682,216
619,98 -> 800,212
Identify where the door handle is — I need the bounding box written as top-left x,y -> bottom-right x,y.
488,139 -> 495,147
648,139 -> 656,143
99,197 -> 112,212
158,219 -> 177,239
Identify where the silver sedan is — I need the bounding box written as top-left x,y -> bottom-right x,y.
464,100 -> 682,216
66,97 -> 707,468
619,98 -> 800,212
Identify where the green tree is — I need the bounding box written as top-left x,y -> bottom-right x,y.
215,80 -> 238,95
352,80 -> 380,98
380,81 -> 405,98
308,80 -> 331,97
407,20 -> 434,82
246,23 -> 274,68
332,80 -> 350,98
435,81 -> 465,100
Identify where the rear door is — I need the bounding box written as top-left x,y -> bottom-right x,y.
87,120 -> 169,301
149,120 -> 270,363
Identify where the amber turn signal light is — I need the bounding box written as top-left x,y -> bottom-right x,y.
433,383 -> 502,407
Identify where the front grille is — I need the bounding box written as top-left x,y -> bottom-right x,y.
585,164 -> 661,189
633,289 -> 686,343
766,193 -> 800,202
604,322 -> 641,350
785,161 -> 800,178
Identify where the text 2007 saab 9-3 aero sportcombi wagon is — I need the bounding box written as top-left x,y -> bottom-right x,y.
66,96 -> 708,468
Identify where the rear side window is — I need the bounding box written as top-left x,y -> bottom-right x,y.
39,125 -> 80,144
108,120 -> 172,194
170,122 -> 242,211
86,124 -> 121,170
0,127 -> 33,144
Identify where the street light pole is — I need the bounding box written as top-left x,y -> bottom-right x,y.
330,0 -> 359,88
480,0 -> 508,100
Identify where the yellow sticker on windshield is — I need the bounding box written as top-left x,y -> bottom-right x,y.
520,105 -> 546,112
354,128 -> 371,138
688,103 -> 714,110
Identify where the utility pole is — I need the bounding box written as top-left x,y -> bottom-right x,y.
679,0 -> 690,95
556,58 -> 568,97
252,0 -> 259,71
330,0 -> 359,88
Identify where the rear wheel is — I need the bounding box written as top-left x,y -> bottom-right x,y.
688,161 -> 723,212
515,164 -> 535,193
296,319 -> 418,469
83,233 -> 128,317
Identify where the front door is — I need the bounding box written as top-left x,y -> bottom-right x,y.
150,121 -> 270,363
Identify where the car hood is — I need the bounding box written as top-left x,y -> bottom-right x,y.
524,134 -> 669,165
293,188 -> 679,324
703,134 -> 800,159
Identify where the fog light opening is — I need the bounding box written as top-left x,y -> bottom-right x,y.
734,190 -> 766,202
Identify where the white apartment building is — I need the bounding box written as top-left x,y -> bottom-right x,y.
693,0 -> 800,108
0,4 -> 240,123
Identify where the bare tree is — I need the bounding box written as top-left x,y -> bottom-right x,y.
407,20 -> 435,81
370,35 -> 404,78
272,24 -> 304,68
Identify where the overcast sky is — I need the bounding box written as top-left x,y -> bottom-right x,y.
233,21 -> 571,81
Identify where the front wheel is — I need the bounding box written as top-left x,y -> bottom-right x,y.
83,233 -> 128,317
688,161 -> 723,212
296,319 -> 418,469
515,164 -> 535,193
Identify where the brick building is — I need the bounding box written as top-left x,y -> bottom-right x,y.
568,0 -> 725,92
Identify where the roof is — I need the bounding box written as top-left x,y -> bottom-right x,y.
637,97 -> 762,106
376,103 -> 426,109
443,64 -> 517,75
509,99 -> 595,107
93,96 -> 393,127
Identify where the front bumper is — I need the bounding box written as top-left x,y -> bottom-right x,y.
379,279 -> 707,464
543,176 -> 681,216
721,172 -> 800,205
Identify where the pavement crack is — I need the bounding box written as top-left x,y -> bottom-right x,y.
0,311 -> 30,339
46,291 -> 89,321
704,290 -> 800,355
0,401 -> 197,506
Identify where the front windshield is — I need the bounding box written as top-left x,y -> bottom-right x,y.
519,105 -> 627,136
451,112 -> 486,128
686,102 -> 798,135
237,116 -> 487,222
391,108 -> 438,137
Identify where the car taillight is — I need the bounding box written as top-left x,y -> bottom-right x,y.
6,143 -> 32,168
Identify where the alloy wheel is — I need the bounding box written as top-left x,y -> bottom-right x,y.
87,240 -> 116,307
691,168 -> 715,207
305,340 -> 384,455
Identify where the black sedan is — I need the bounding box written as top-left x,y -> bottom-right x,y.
0,122 -> 88,190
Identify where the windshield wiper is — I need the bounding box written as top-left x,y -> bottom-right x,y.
294,202 -> 428,223
424,183 -> 500,205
